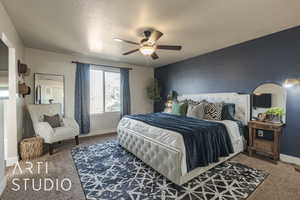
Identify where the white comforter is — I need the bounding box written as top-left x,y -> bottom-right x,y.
118,117 -> 245,174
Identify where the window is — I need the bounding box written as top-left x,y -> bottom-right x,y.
105,72 -> 121,112
90,66 -> 120,114
0,88 -> 9,98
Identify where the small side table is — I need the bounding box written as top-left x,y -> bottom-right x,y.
248,120 -> 284,163
20,136 -> 44,160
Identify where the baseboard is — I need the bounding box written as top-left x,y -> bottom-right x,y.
5,156 -> 18,167
79,129 -> 117,138
0,176 -> 6,197
280,154 -> 300,166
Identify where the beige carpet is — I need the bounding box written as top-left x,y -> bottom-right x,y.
1,133 -> 300,200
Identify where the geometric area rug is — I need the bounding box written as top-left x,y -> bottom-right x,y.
71,140 -> 268,200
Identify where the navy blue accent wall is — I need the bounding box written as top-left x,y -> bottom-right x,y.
155,26 -> 300,158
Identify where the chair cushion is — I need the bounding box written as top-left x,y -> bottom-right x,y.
44,114 -> 61,128
50,127 -> 78,143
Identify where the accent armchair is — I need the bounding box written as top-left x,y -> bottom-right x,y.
27,104 -> 80,155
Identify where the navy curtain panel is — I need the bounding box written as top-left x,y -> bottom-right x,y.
120,68 -> 131,117
75,63 -> 90,134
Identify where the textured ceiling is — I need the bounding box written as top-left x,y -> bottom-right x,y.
2,0 -> 300,67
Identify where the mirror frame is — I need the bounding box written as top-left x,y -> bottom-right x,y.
250,81 -> 287,122
34,73 -> 65,115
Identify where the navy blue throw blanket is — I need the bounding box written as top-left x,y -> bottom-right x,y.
125,113 -> 234,172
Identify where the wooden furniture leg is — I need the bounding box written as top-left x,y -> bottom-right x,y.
49,144 -> 54,155
75,136 -> 79,145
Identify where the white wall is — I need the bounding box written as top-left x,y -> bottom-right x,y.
24,48 -> 154,134
0,1 -> 25,194
0,101 -> 5,195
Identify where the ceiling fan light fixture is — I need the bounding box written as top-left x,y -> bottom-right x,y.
113,38 -> 122,42
140,45 -> 155,55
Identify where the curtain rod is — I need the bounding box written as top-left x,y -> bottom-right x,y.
71,61 -> 133,70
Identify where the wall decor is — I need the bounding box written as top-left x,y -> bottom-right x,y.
18,60 -> 28,76
18,83 -> 31,97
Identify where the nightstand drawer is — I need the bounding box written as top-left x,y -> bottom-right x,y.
250,123 -> 279,131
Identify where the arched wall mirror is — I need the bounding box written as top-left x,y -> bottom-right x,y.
252,83 -> 287,123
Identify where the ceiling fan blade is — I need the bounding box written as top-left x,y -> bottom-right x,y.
114,38 -> 139,45
151,52 -> 159,60
148,30 -> 163,44
123,49 -> 139,55
157,45 -> 182,50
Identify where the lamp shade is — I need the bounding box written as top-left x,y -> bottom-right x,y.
283,78 -> 300,88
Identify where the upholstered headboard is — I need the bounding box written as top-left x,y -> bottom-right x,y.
178,93 -> 250,125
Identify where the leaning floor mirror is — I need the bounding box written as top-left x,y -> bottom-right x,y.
34,73 -> 65,115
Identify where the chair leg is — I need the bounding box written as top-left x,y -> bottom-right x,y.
49,144 -> 54,155
75,136 -> 79,145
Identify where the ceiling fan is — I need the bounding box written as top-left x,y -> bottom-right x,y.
113,30 -> 182,60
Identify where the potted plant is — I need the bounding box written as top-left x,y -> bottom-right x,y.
146,79 -> 162,102
265,107 -> 284,123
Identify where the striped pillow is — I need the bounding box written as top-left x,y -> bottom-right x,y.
204,102 -> 224,120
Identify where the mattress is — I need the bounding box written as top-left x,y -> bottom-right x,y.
118,117 -> 245,175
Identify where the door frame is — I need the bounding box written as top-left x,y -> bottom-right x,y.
0,32 -> 18,167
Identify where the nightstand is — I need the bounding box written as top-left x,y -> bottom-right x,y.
248,120 -> 284,163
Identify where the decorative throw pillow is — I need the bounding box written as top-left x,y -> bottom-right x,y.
171,102 -> 188,116
204,102 -> 224,120
186,102 -> 206,119
44,114 -> 61,128
180,99 -> 207,106
222,103 -> 236,120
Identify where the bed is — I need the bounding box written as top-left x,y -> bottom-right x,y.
117,93 -> 250,185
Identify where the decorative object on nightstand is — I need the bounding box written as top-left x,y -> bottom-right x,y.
257,113 -> 266,121
265,107 -> 284,123
20,136 -> 44,160
248,120 -> 285,163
